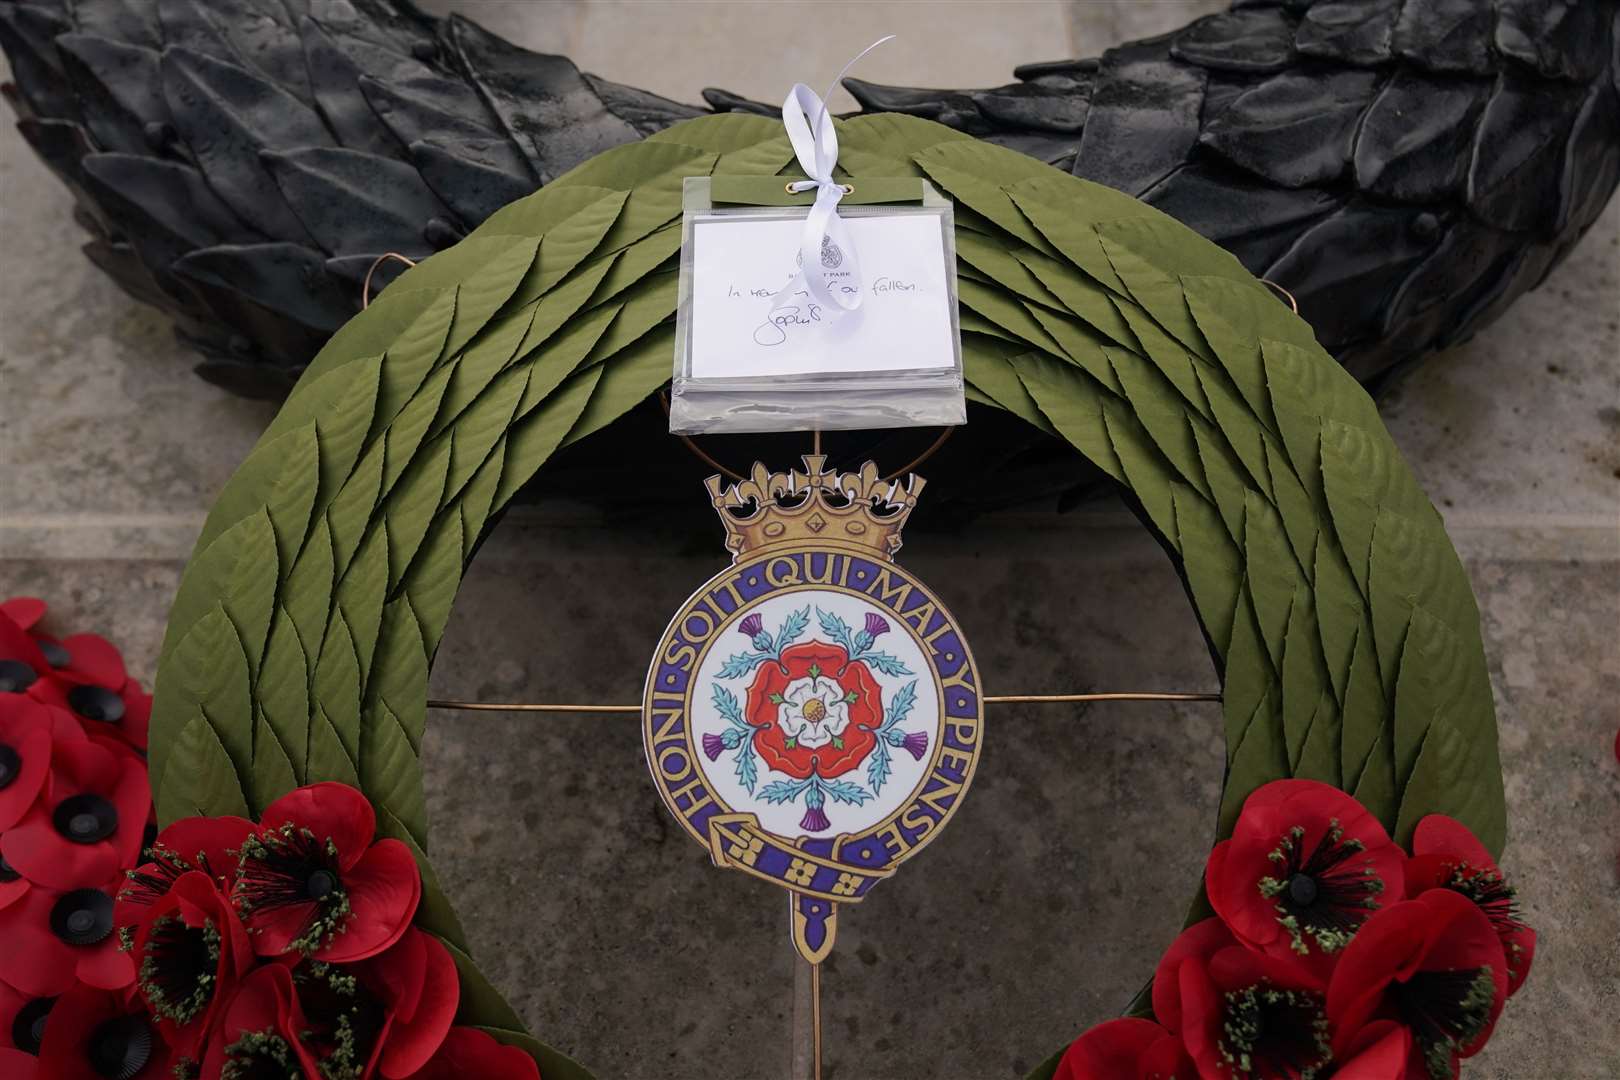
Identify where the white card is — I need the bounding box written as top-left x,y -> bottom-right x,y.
688,211 -> 957,379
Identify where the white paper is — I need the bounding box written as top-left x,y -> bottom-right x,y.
688,212 -> 956,379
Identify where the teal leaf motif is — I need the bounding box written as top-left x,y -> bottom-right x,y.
735,742 -> 758,795
816,608 -> 857,653
819,778 -> 873,806
775,606 -> 810,654
760,778 -> 812,804
717,651 -> 773,680
861,651 -> 913,677
711,685 -> 749,732
866,740 -> 893,795
881,680 -> 918,732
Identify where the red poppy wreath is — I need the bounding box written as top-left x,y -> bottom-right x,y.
1053,781 -> 1535,1080
128,113 -> 1514,1079
0,598 -> 518,1080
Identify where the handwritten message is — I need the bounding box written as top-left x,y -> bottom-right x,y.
689,212 -> 956,379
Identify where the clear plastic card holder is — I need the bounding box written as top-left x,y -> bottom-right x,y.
669,176 -> 966,435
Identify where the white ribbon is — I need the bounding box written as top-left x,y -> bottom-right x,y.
768,36 -> 894,320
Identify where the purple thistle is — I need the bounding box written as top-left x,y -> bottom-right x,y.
702,732 -> 726,761
800,805 -> 831,832
864,613 -> 890,639
901,731 -> 929,760
738,614 -> 764,639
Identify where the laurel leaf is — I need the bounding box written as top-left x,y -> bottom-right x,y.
248,713 -> 299,813
256,609 -> 310,782
156,712 -> 251,824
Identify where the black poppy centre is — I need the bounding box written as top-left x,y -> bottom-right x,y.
0,741 -> 20,789
1260,823 -> 1384,955
1219,984 -> 1332,1078
11,996 -> 54,1055
51,888 -> 115,945
0,658 -> 37,693
234,825 -> 352,952
1392,968 -> 1498,1080
68,684 -> 125,724
139,914 -> 223,1025
222,1030 -> 303,1080
38,638 -> 71,668
294,961 -> 389,1075
54,792 -> 120,844
86,1014 -> 155,1080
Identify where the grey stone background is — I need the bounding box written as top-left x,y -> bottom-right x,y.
1,2 -> 1616,1077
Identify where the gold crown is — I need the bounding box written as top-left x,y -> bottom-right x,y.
706,456 -> 925,561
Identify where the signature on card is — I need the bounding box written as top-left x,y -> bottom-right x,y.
745,278 -> 922,347
753,302 -> 823,346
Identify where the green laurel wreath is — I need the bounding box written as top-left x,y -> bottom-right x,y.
149,112 -> 1502,1078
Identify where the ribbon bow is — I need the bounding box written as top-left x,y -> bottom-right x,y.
770,36 -> 894,319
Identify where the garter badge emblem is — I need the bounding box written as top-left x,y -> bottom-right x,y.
643,456 -> 983,963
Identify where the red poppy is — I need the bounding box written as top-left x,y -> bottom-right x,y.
1327,889 -> 1508,1080
0,610 -> 52,698
1052,1018 -> 1191,1079
6,601 -> 123,689
1168,929 -> 1333,1078
35,982 -> 168,1080
358,927 -> 461,1077
0,695 -> 59,831
115,813 -> 255,929
1406,815 -> 1535,997
1206,780 -> 1405,978
1332,1020 -> 1415,1080
199,964 -> 321,1080
0,875 -> 137,996
40,632 -> 127,691
27,670 -> 152,755
0,864 -> 29,913
743,641 -> 882,779
402,1027 -> 540,1080
232,782 -> 421,962
0,1048 -> 38,1079
129,871 -> 255,1061
1,599 -> 151,752
1150,916 -> 1240,1034
289,925 -> 460,1078
1,736 -> 151,890
1,978 -> 56,1061
1,598 -> 46,630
